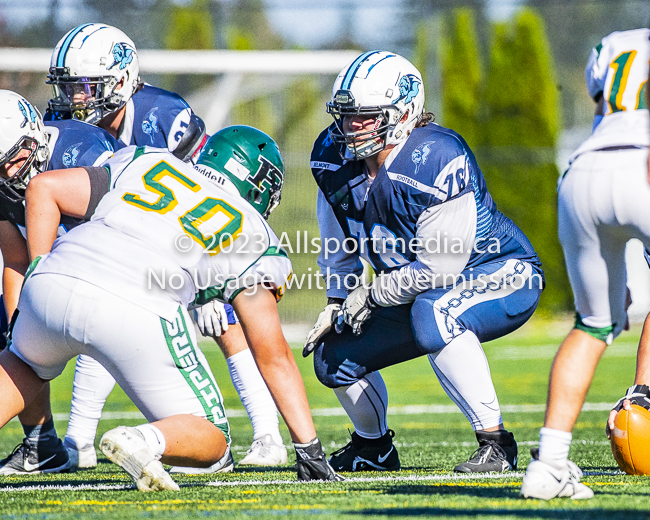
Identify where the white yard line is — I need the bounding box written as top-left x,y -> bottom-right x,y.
48,402 -> 614,422
0,468 -> 624,493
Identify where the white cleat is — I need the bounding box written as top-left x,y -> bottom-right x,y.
64,441 -> 98,470
238,434 -> 288,467
100,426 -> 179,492
169,446 -> 235,474
520,456 -> 594,500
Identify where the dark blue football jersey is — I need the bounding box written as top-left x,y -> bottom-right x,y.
311,123 -> 542,275
117,84 -> 194,151
0,120 -> 123,231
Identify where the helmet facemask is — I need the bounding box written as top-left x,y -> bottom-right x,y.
47,68 -> 124,124
0,136 -> 48,202
327,89 -> 401,161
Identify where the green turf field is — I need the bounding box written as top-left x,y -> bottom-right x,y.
0,318 -> 648,519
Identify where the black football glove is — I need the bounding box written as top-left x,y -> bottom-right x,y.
612,384 -> 650,412
294,438 -> 344,482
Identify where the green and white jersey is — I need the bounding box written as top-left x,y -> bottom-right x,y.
32,146 -> 293,321
570,28 -> 649,163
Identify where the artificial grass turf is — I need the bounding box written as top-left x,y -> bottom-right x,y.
0,319 -> 646,519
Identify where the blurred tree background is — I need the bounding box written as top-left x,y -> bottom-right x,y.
0,0 -> 648,321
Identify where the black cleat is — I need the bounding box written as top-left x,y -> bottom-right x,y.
454,430 -> 517,473
0,437 -> 72,475
329,430 -> 400,472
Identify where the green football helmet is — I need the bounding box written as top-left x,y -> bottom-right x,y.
197,126 -> 284,219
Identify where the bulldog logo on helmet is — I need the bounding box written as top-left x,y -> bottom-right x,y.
392,74 -> 421,105
107,42 -> 135,71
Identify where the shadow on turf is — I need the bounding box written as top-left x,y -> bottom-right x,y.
348,508 -> 649,519
0,477 -> 125,489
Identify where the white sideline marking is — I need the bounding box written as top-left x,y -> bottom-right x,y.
50,402 -> 615,422
207,469 -> 624,487
0,483 -> 132,492
0,469 -> 624,493
207,472 -> 527,487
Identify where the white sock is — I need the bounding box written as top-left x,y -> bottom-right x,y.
134,423 -> 166,460
227,349 -> 283,445
333,372 -> 388,439
64,355 -> 116,448
538,427 -> 572,469
428,331 -> 503,430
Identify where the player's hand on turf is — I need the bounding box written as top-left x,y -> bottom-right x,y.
336,285 -> 375,336
193,300 -> 229,337
606,384 -> 650,439
294,438 -> 344,482
303,302 -> 341,357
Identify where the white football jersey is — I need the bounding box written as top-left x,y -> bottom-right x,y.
570,28 -> 650,163
32,146 -> 293,321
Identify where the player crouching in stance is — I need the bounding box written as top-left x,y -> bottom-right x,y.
305,51 -> 544,474
520,28 -> 650,500
0,127 -> 341,490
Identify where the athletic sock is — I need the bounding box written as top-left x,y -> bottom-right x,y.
134,423 -> 166,460
227,349 -> 283,446
333,371 -> 388,440
23,417 -> 59,449
65,355 -> 116,448
538,427 -> 572,470
428,331 -> 503,430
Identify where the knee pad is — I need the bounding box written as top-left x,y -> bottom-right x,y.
574,313 -> 615,345
313,345 -> 343,388
411,299 -> 446,354
313,344 -> 362,389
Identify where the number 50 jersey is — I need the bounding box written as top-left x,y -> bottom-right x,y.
32,146 -> 293,322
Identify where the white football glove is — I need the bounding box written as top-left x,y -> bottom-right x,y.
303,303 -> 341,357
193,300 -> 230,337
336,285 -> 376,336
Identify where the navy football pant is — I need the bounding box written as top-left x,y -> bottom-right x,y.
314,260 -> 542,388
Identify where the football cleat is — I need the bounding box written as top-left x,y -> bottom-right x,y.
169,446 -> 235,474
0,437 -> 71,475
238,434 -> 288,467
329,430 -> 400,472
520,449 -> 594,500
64,439 -> 98,470
100,426 -> 179,492
454,430 -> 517,473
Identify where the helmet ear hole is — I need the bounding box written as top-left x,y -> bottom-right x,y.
247,189 -> 263,206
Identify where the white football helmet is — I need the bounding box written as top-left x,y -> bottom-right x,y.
0,90 -> 49,201
327,51 -> 425,160
47,23 -> 140,124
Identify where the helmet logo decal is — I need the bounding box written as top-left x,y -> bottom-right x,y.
18,100 -> 37,128
62,143 -> 82,168
248,156 -> 283,193
392,74 -> 421,105
142,107 -> 159,143
107,42 -> 134,71
411,141 -> 435,175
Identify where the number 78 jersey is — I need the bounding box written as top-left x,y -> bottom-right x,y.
36,146 -> 293,322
